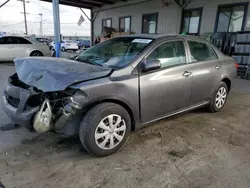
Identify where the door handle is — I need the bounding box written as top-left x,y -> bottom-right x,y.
182,71 -> 192,77
215,65 -> 221,70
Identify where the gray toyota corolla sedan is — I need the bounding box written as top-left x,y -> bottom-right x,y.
3,34 -> 237,156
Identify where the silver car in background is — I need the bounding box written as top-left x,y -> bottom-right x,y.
0,35 -> 51,61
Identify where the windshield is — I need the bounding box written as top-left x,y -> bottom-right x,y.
66,40 -> 74,43
36,38 -> 48,42
76,37 -> 153,69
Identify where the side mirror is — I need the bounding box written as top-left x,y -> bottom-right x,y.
143,59 -> 161,72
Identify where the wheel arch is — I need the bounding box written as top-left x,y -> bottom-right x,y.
30,50 -> 43,56
221,77 -> 231,92
83,98 -> 136,131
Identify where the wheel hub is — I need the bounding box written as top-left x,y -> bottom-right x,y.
94,114 -> 126,150
215,87 -> 227,109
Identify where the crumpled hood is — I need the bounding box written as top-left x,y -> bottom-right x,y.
14,57 -> 112,92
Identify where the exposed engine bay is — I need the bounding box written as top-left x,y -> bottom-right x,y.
2,57 -> 112,136
4,73 -> 83,135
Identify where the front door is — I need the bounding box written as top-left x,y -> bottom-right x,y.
139,40 -> 192,123
186,40 -> 222,105
0,37 -> 14,61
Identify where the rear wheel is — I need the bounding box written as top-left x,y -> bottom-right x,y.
207,82 -> 228,112
61,47 -> 66,52
79,103 -> 131,157
30,51 -> 43,56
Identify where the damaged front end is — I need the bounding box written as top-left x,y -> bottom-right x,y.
3,73 -> 84,135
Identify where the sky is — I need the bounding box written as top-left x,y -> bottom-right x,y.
0,0 -> 91,36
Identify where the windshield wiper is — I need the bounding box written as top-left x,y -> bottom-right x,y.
75,57 -> 103,67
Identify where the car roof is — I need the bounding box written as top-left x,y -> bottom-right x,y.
116,34 -> 203,40
0,35 -> 28,38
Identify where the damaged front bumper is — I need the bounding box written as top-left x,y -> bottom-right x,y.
2,75 -> 85,136
2,77 -> 40,127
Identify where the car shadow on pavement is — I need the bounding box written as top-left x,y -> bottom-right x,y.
15,132 -> 89,160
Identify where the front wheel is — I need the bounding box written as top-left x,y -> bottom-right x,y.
79,103 -> 131,157
207,82 -> 228,112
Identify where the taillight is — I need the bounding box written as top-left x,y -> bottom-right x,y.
235,62 -> 239,69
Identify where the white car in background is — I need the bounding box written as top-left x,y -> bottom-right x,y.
50,40 -> 78,52
0,35 -> 51,61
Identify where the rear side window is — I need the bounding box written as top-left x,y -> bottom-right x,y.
147,41 -> 186,68
0,37 -> 6,44
10,37 -> 31,44
0,37 -> 11,44
188,41 -> 218,62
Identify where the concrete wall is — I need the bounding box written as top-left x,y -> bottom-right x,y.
92,0 -> 250,36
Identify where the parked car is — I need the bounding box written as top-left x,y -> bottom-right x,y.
35,37 -> 51,46
74,40 -> 81,44
3,34 -> 237,157
50,40 -> 78,52
77,40 -> 90,49
0,35 -> 51,61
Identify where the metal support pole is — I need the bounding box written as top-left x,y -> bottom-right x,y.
52,0 -> 61,57
91,9 -> 94,47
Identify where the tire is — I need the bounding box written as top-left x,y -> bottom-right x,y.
79,103 -> 131,157
61,47 -> 66,52
207,82 -> 228,113
30,51 -> 43,56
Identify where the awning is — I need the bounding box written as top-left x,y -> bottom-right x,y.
40,0 -> 123,9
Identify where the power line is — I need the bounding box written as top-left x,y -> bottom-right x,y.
26,21 -> 89,25
0,21 -> 24,28
0,0 -> 10,8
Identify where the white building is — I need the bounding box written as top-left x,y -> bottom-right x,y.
92,0 -> 250,37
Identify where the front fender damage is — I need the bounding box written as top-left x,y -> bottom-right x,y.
33,92 -> 84,134
3,73 -> 86,136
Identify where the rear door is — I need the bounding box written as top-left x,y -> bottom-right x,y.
11,37 -> 32,58
0,37 -> 14,61
139,40 -> 192,123
186,40 -> 222,105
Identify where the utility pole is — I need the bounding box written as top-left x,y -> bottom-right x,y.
18,0 -> 29,35
39,13 -> 43,36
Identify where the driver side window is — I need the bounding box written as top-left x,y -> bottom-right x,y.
147,41 -> 186,68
